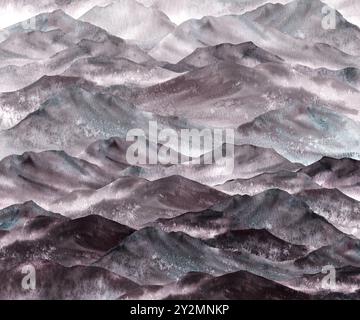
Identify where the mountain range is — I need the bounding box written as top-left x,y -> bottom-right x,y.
0,0 -> 360,300
80,0 -> 176,50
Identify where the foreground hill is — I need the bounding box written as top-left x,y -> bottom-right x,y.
155,189 -> 344,248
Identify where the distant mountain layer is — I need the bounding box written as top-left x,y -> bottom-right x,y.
150,13 -> 360,69
2,0 -> 359,30
80,0 -> 176,50
244,0 -> 360,56
0,10 -> 157,92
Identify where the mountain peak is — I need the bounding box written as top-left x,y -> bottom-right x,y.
244,0 -> 360,55
0,201 -> 64,231
25,8 -> 75,26
80,0 -> 175,50
49,8 -> 69,16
